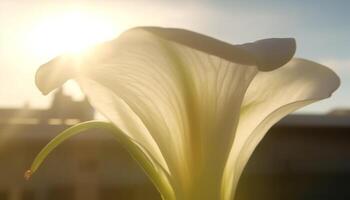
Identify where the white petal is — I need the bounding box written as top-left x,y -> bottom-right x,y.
222,58 -> 340,200
78,78 -> 170,171
142,27 -> 296,71
35,55 -> 77,95
36,27 -> 296,95
236,37 -> 296,71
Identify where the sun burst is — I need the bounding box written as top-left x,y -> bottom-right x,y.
27,10 -> 120,59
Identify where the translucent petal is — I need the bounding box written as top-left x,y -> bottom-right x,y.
236,37 -> 296,71
140,27 -> 295,71
35,27 -> 296,95
35,54 -> 78,95
77,78 -> 170,172
222,58 -> 340,200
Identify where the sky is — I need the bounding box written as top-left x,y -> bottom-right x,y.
0,0 -> 349,113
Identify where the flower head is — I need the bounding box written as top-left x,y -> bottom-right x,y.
31,27 -> 340,200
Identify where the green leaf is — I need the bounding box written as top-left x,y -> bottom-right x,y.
26,120 -> 175,200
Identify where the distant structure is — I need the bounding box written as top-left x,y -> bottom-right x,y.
0,91 -> 349,200
238,111 -> 350,200
0,89 -> 93,127
328,108 -> 350,116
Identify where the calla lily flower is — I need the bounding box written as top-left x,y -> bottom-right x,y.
29,27 -> 340,200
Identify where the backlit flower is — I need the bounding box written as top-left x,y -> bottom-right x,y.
29,27 -> 340,200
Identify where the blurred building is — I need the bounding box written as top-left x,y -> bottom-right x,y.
0,90 -> 349,200
237,111 -> 350,200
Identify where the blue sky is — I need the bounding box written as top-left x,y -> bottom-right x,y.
0,0 -> 348,113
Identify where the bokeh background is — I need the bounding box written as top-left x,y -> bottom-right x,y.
0,0 -> 349,200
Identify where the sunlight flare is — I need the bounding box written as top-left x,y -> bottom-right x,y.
27,11 -> 120,59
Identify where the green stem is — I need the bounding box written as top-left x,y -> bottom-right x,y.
26,120 -> 175,200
